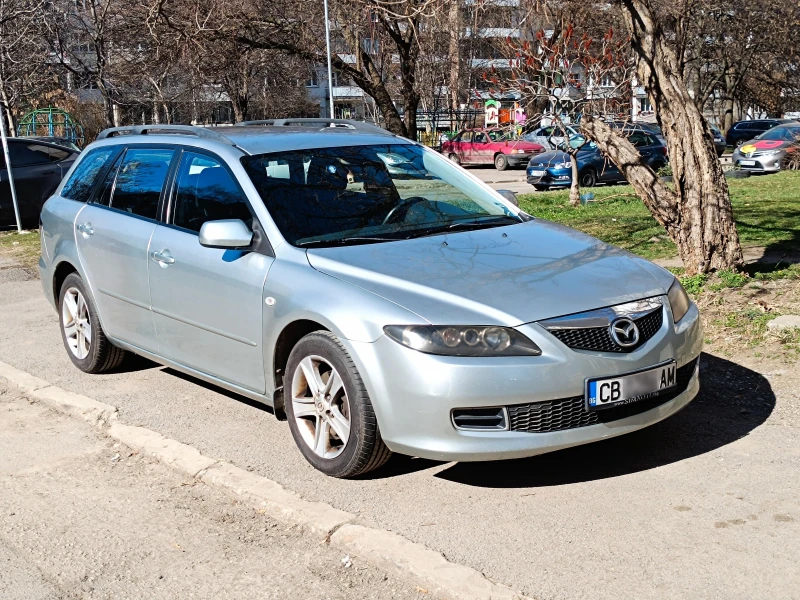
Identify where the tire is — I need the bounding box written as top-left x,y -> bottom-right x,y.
735,139 -> 745,147
651,160 -> 666,172
58,272 -> 126,374
579,168 -> 597,187
284,331 -> 391,478
448,153 -> 461,166
533,184 -> 549,191
494,154 -> 508,171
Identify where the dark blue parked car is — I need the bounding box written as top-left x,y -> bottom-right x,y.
526,130 -> 667,191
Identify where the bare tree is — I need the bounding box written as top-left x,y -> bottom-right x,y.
0,0 -> 55,133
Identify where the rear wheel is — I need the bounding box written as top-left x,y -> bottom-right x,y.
285,331 -> 391,478
58,273 -> 126,373
494,154 -> 509,171
579,168 -> 597,188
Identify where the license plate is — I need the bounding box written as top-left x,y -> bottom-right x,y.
528,169 -> 546,176
586,361 -> 676,411
740,160 -> 756,166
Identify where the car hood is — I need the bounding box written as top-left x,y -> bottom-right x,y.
505,140 -> 544,152
305,220 -> 672,326
735,139 -> 792,154
528,150 -> 570,166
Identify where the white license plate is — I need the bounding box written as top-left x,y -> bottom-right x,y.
586,361 -> 676,411
740,160 -> 756,166
529,169 -> 546,176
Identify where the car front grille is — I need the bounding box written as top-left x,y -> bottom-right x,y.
507,358 -> 698,434
546,308 -> 663,353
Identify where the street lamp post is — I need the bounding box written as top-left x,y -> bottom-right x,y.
323,0 -> 335,119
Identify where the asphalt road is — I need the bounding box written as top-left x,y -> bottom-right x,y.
471,167 -> 533,195
0,383 -> 426,600
2,270 -> 799,599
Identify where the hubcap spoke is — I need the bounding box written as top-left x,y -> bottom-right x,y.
62,288 -> 91,360
328,407 -> 350,443
291,354 -> 352,460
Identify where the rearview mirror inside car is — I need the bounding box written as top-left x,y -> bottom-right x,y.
198,219 -> 253,249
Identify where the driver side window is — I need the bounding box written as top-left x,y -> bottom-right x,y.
171,152 -> 253,233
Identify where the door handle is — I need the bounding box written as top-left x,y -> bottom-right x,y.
151,249 -> 175,266
76,222 -> 94,236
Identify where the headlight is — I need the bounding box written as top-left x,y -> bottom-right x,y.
667,278 -> 692,323
512,149 -> 527,154
384,325 -> 542,357
759,149 -> 783,157
554,161 -> 571,168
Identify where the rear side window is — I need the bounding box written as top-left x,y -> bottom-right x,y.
61,147 -> 119,202
171,152 -> 252,233
109,148 -> 174,220
10,142 -> 71,167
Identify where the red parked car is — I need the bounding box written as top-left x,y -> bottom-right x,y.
441,128 -> 545,171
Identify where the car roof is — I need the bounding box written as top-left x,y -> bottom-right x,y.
92,121 -> 411,156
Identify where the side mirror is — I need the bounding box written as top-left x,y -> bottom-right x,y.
199,219 -> 253,249
497,189 -> 519,207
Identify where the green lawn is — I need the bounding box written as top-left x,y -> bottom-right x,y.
0,229 -> 41,270
518,170 -> 800,260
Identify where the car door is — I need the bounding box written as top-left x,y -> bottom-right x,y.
471,131 -> 493,164
75,145 -> 177,352
455,131 -> 473,163
148,149 -> 273,393
0,141 -> 71,226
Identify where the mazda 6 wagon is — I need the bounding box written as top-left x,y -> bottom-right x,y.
39,120 -> 702,478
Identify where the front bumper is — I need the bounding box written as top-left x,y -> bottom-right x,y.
732,152 -> 785,172
506,154 -> 536,167
526,166 -> 571,187
343,301 -> 702,462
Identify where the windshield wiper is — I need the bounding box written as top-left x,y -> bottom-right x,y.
406,216 -> 521,239
297,235 -> 400,248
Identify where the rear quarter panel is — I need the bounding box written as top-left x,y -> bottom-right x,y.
40,195 -> 87,306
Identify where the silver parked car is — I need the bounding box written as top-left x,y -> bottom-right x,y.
39,120 -> 702,478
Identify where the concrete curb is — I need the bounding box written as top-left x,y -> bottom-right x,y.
0,360 -> 532,600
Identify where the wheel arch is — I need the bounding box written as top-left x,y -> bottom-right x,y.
271,319 -> 330,419
53,260 -> 79,304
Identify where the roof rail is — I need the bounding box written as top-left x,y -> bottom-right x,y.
235,118 -> 391,135
96,124 -> 234,145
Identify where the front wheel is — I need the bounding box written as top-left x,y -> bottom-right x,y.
579,168 -> 597,188
58,272 -> 126,373
494,154 -> 509,171
285,331 -> 391,478
448,153 -> 461,166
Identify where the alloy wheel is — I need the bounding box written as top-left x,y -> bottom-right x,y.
62,287 -> 92,360
291,355 -> 351,459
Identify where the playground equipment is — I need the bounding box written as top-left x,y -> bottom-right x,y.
17,107 -> 85,146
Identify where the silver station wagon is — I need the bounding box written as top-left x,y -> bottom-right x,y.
39,120 -> 702,478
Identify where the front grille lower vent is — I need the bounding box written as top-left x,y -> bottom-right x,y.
452,407 -> 508,431
507,358 -> 698,434
547,308 -> 664,353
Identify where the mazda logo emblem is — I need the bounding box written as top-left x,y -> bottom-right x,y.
610,317 -> 640,348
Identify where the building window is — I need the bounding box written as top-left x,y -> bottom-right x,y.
600,74 -> 614,88
305,69 -> 318,87
640,97 -> 653,112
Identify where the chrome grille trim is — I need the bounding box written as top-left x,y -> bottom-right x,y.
538,297 -> 666,353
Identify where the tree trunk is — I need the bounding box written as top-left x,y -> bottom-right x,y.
569,157 -> 581,206
447,0 -> 462,131
597,0 -> 744,274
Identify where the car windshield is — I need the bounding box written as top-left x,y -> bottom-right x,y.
241,144 -> 522,247
487,130 -> 515,141
756,126 -> 800,141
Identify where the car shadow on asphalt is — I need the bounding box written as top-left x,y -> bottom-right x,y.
433,353 -> 775,488
161,368 -> 276,415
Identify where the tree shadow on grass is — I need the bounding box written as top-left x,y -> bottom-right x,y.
434,353 -> 774,488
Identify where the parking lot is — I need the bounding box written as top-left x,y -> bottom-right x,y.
1,268 -> 798,599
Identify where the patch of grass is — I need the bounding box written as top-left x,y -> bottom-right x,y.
0,229 -> 40,270
680,273 -> 709,296
718,309 -> 778,348
518,170 -> 800,260
708,269 -> 749,291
